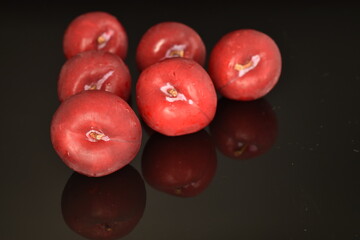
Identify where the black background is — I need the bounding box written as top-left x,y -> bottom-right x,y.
1,2 -> 359,239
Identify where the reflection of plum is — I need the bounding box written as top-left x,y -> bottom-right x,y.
61,165 -> 146,240
210,98 -> 278,160
142,130 -> 217,197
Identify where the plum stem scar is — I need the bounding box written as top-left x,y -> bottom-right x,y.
162,44 -> 186,60
160,82 -> 188,102
167,88 -> 178,97
169,49 -> 184,57
97,36 -> 106,44
86,130 -> 110,142
84,70 -> 114,91
234,54 -> 261,77
234,144 -> 248,157
97,29 -> 114,49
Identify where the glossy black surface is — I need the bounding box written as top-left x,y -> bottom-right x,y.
1,2 -> 359,239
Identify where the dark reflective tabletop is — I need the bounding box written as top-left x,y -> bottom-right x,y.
1,2 -> 359,239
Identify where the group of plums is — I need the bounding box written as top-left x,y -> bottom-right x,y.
51,11 -> 281,177
52,11 -> 281,240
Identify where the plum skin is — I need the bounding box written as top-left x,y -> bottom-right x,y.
63,11 -> 128,59
136,21 -> 206,71
209,29 -> 282,101
50,91 -> 142,177
136,58 -> 217,136
58,50 -> 131,102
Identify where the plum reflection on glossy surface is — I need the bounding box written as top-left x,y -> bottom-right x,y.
61,165 -> 146,240
210,98 -> 278,160
141,130 -> 217,197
